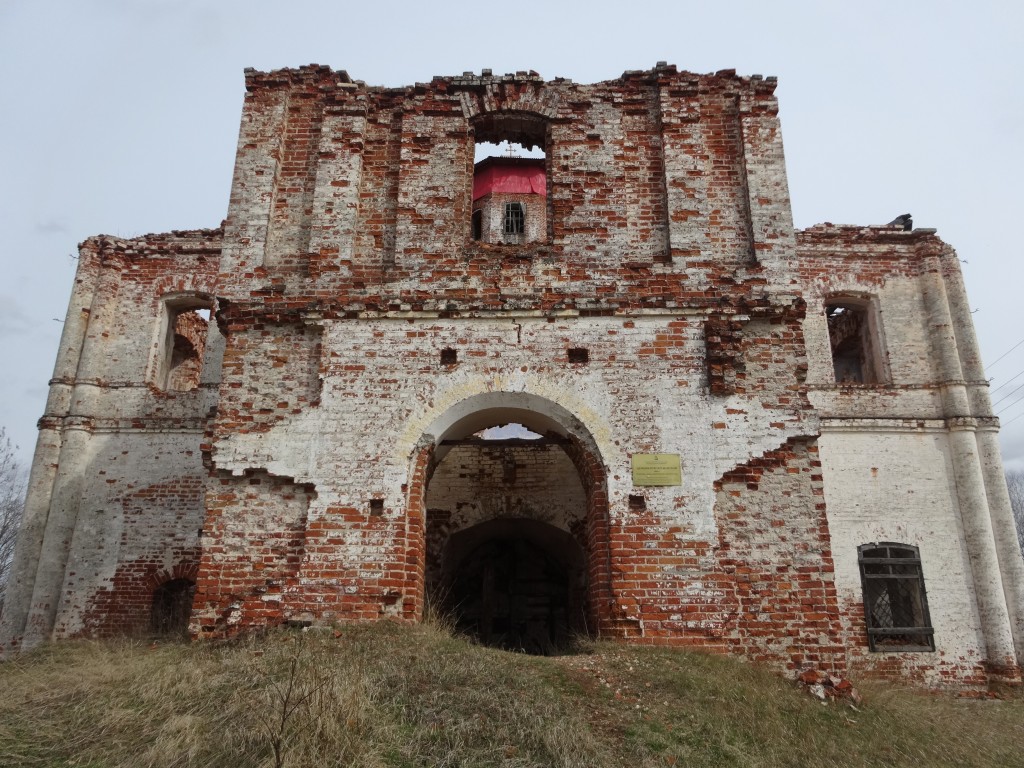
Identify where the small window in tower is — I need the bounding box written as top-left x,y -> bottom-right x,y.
825,299 -> 885,384
858,543 -> 934,652
504,202 -> 526,235
471,210 -> 483,241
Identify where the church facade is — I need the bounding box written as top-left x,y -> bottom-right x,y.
2,64 -> 1021,688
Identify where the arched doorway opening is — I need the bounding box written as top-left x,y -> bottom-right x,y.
150,578 -> 196,637
410,394 -> 611,653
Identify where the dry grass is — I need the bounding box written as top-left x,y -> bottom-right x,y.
0,623 -> 1021,767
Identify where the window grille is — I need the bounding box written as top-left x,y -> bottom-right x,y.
503,202 -> 525,235
858,543 -> 934,652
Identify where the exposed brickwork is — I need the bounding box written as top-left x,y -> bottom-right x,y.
191,470 -> 315,634
74,476 -> 203,637
166,309 -> 209,392
214,321 -> 322,435
4,65 -> 1022,691
713,438 -> 845,672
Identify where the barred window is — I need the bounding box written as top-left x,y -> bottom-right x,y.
503,202 -> 525,235
858,543 -> 934,652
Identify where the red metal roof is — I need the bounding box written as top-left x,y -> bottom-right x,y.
472,157 -> 546,201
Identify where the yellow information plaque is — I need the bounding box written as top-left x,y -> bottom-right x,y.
631,454 -> 682,486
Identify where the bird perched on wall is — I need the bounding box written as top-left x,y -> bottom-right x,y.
886,213 -> 913,231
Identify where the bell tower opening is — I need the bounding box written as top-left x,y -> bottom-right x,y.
471,112 -> 549,245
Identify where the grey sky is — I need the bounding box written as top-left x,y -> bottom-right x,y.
1,0 -> 1022,471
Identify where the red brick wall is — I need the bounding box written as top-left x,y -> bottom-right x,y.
77,476 -> 204,637
191,470 -> 315,635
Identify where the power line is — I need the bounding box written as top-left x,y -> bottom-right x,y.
986,337 -> 1024,370
990,366 -> 1024,396
994,372 -> 1024,409
995,384 -> 1024,414
1002,410 -> 1024,429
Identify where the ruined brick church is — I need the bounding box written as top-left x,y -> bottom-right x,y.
3,64 -> 1022,688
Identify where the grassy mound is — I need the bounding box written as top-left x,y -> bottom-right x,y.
0,622 -> 1021,767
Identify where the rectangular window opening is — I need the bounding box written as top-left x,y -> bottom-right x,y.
161,299 -> 214,392
471,126 -> 548,246
503,202 -> 525,235
826,300 -> 883,385
858,543 -> 934,652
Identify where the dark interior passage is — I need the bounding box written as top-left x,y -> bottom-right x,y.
437,518 -> 586,654
150,578 -> 196,636
423,416 -> 594,654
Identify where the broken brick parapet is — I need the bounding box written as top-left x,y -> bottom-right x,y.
215,64 -> 792,305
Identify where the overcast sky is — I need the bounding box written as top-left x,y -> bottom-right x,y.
1,0 -> 1022,473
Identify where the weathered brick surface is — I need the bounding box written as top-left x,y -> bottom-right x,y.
192,470 -> 314,633
3,65 -> 1022,690
76,473 -> 203,637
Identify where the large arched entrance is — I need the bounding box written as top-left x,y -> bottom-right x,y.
408,393 -> 611,653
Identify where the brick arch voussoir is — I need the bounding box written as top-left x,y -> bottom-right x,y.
561,434 -> 614,635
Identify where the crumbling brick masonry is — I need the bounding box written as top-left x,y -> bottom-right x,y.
2,64 -> 1022,689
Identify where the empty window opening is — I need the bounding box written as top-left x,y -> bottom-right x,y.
440,347 -> 458,366
628,494 -> 647,511
858,543 -> 934,652
472,113 -> 549,246
825,300 -> 882,384
150,578 -> 196,637
504,202 -> 526,235
567,348 -> 589,365
160,299 -> 214,392
369,498 -> 385,516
